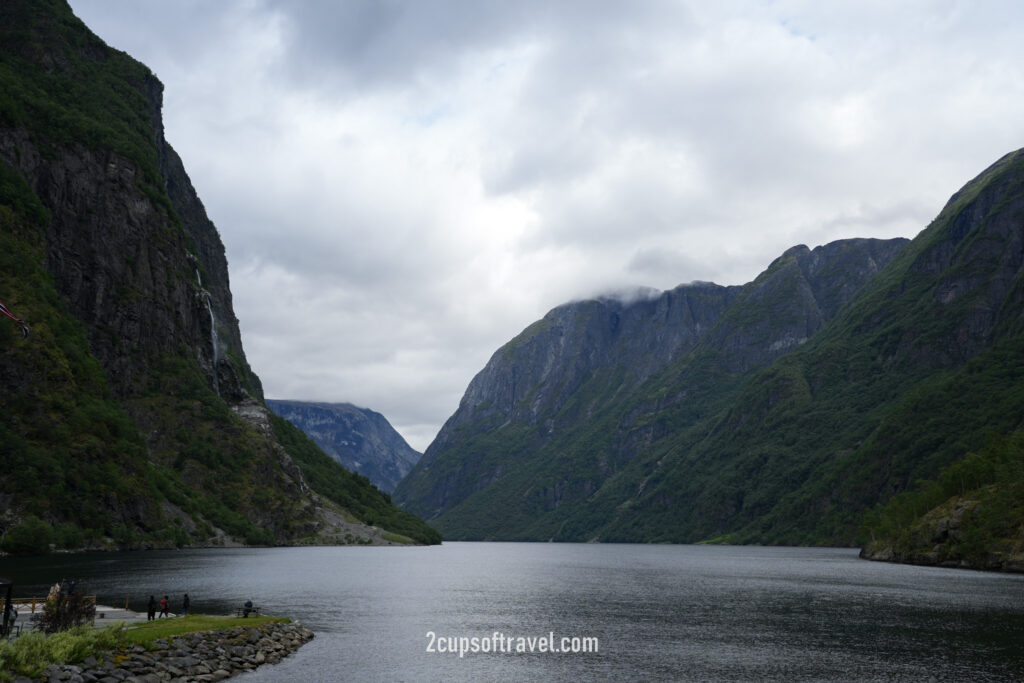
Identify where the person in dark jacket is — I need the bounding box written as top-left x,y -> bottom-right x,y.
147,595 -> 157,621
182,593 -> 190,617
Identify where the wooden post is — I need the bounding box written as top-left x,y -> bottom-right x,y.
1,578 -> 12,638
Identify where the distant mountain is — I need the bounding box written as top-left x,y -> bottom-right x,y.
0,0 -> 440,551
266,400 -> 422,493
395,147 -> 1024,556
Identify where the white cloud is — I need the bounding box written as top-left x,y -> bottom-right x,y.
68,0 -> 1024,450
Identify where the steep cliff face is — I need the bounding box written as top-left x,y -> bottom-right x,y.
266,400 -> 422,493
0,0 -> 440,549
709,147 -> 1024,545
0,19 -> 255,404
0,127 -> 254,404
440,282 -> 740,439
394,237 -> 908,536
162,140 -> 260,403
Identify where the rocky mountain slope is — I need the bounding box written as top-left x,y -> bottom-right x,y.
0,0 -> 439,550
395,147 -> 1024,552
266,400 -> 422,493
395,236 -> 908,539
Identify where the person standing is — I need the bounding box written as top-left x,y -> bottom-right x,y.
159,595 -> 169,618
182,593 -> 190,617
147,595 -> 157,621
2,603 -> 17,636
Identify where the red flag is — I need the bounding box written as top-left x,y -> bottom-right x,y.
0,300 -> 30,337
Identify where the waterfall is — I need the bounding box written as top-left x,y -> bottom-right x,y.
205,297 -> 221,366
204,294 -> 221,396
197,267 -> 221,395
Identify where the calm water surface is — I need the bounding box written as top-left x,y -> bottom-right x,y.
3,543 -> 1023,681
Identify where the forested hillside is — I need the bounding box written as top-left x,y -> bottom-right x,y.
0,0 -> 439,551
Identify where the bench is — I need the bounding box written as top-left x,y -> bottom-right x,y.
235,605 -> 261,618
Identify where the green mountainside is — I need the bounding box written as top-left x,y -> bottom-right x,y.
395,147 -> 1024,558
0,0 -> 440,551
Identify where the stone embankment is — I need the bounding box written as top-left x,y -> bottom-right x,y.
26,622 -> 313,683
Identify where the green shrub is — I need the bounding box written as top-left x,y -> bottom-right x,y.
0,630 -> 49,680
40,590 -> 97,634
1,514 -> 53,554
0,624 -> 127,680
53,523 -> 83,549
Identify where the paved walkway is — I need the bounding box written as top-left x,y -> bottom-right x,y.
94,605 -> 159,624
8,603 -> 180,634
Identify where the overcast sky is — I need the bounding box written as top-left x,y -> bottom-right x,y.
69,0 -> 1023,451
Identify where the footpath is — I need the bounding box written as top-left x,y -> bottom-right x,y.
92,605 -> 153,626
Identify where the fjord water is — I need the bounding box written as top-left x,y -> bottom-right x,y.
5,544 -> 1023,681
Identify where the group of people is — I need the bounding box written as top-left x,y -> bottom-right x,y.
146,593 -> 190,620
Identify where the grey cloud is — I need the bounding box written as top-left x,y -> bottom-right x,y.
262,0 -> 537,94
72,0 -> 268,75
263,0 -> 689,95
66,0 -> 1024,452
626,247 -> 713,286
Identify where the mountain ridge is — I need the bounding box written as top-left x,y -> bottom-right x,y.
394,236 -> 910,538
396,146 -> 1024,555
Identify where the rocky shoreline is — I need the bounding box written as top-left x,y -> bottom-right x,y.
859,494 -> 1024,574
860,542 -> 1024,573
20,622 -> 314,683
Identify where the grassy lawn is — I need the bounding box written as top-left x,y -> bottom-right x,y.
123,613 -> 289,644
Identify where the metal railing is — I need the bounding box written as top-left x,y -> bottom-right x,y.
4,595 -> 99,635
9,595 -> 97,613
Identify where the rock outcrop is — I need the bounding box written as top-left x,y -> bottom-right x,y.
860,491 -> 1024,573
